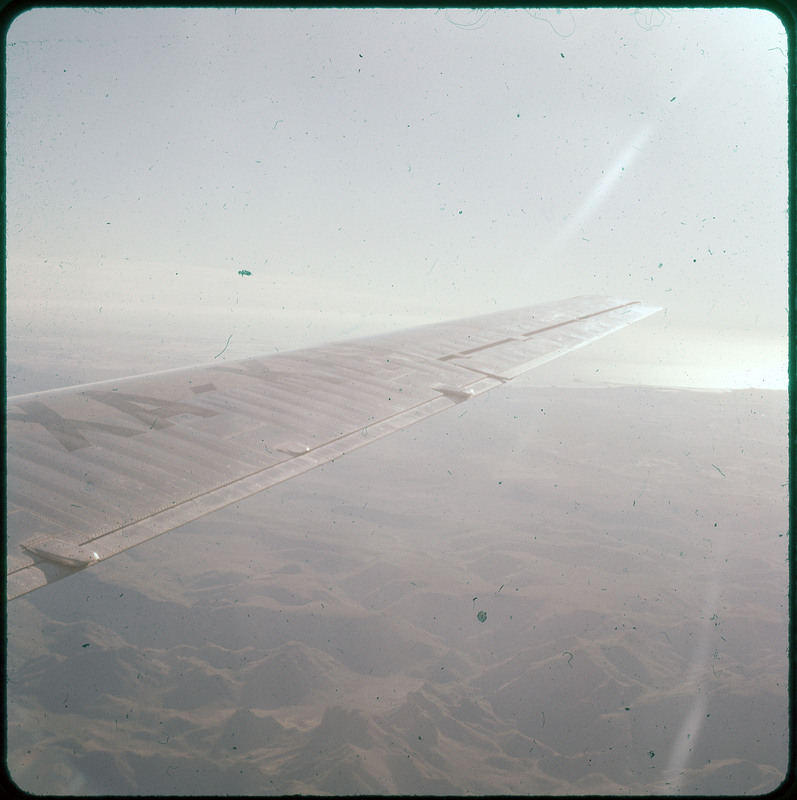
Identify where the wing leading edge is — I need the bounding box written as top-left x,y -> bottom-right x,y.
6,295 -> 660,600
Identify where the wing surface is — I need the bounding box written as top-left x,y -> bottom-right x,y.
6,295 -> 660,600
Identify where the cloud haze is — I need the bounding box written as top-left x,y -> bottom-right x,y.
6,8 -> 788,393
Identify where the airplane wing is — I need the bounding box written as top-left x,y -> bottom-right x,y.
6,295 -> 660,600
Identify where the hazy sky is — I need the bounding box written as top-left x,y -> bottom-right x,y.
5,7 -> 789,390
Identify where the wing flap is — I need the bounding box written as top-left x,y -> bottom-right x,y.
7,295 -> 660,600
